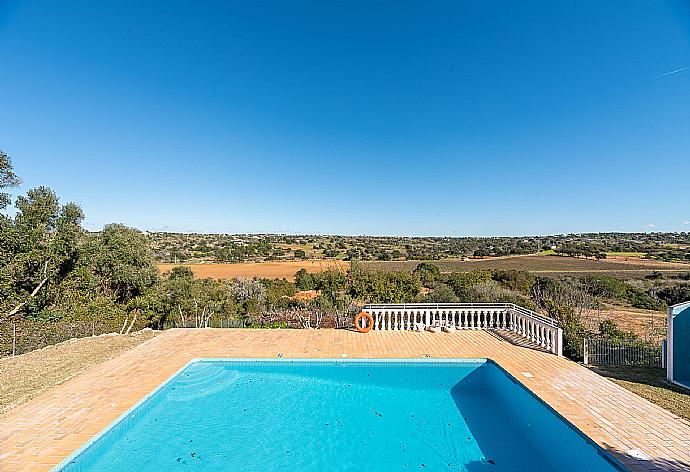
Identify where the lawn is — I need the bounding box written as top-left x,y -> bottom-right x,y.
590,365 -> 690,421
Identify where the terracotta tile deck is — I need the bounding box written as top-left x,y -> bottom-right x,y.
1,328 -> 689,471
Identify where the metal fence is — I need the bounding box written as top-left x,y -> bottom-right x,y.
1,309 -> 356,358
0,319 -> 138,358
583,338 -> 663,367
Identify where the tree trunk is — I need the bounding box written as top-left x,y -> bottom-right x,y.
6,260 -> 50,318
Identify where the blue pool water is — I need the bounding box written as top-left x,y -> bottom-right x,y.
57,359 -> 623,471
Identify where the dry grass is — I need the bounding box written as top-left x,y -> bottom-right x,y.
580,306 -> 667,341
591,365 -> 690,422
158,260 -> 349,281
0,330 -> 159,416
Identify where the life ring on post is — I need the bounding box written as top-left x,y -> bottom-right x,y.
354,311 -> 374,333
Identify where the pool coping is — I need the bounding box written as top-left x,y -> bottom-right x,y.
52,357 -> 628,472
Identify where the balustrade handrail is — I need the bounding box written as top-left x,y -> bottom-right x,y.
361,302 -> 562,356
363,303 -> 558,328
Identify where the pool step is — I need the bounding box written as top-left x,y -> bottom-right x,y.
167,366 -> 241,401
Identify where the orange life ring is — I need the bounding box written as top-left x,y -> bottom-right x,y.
354,311 -> 374,333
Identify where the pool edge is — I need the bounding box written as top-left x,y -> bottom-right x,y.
51,357 -> 629,472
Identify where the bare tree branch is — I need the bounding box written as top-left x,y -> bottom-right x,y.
6,259 -> 51,318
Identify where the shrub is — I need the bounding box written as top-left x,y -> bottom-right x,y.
580,275 -> 664,310
348,264 -> 421,303
295,268 -> 319,290
491,270 -> 534,293
413,262 -> 441,287
657,283 -> 690,306
443,270 -> 493,300
598,319 -> 637,341
423,282 -> 458,303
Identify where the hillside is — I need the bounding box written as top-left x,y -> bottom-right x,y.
146,231 -> 690,264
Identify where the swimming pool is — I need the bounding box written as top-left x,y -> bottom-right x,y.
56,359 -> 624,471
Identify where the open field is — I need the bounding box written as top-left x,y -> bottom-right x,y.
159,260 -> 349,280
363,254 -> 688,276
0,330 -> 158,416
606,251 -> 647,258
591,365 -> 690,422
159,255 -> 688,281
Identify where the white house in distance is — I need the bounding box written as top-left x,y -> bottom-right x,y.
667,301 -> 690,389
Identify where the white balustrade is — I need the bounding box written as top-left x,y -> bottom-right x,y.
363,303 -> 563,356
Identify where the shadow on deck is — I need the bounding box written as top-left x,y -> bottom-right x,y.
486,329 -> 552,353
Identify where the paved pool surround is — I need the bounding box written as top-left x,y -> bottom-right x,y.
1,328 -> 689,471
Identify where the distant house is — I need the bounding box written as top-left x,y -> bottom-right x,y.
667,301 -> 690,389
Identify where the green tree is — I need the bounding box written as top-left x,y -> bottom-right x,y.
0,151 -> 21,211
294,268 -> 319,290
263,278 -> 297,310
348,264 -> 420,303
413,262 -> 441,287
444,270 -> 493,300
1,185 -> 84,319
424,282 -> 459,303
89,224 -> 159,302
532,277 -> 594,360
162,265 -> 196,324
317,269 -> 347,306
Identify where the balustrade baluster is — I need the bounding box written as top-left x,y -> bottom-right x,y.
359,304 -> 561,355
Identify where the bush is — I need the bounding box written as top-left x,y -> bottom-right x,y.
598,319 -> 637,341
413,262 -> 441,288
295,268 -> 319,290
580,275 -> 664,310
560,309 -> 590,360
657,284 -> 690,306
348,264 -> 421,303
423,282 -> 458,303
491,270 -> 534,293
443,270 -> 493,300
465,281 -> 536,310
532,277 -> 594,361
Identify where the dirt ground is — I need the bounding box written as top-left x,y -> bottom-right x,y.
158,260 -> 349,280
0,330 -> 159,416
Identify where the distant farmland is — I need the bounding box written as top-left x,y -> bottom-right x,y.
362,255 -> 688,276
158,260 -> 349,281
159,255 -> 687,280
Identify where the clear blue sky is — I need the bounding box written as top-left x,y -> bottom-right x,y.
1,0 -> 689,236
